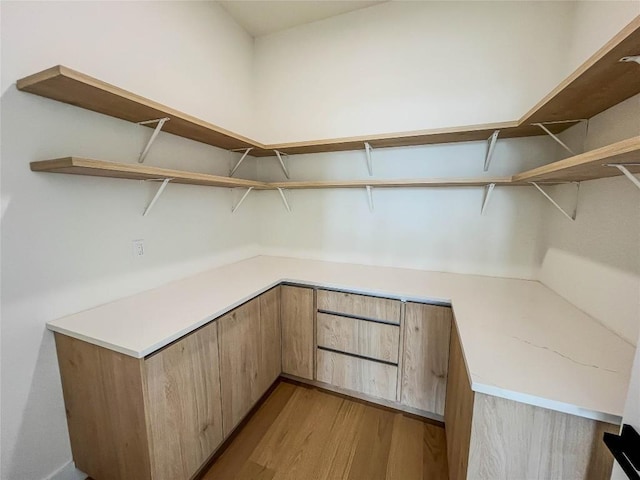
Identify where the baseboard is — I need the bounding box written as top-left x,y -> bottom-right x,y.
46,460 -> 86,480
280,374 -> 445,425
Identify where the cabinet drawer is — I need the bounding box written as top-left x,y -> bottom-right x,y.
317,289 -> 401,324
317,313 -> 399,363
316,349 -> 398,401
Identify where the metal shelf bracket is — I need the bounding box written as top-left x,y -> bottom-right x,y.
364,142 -> 373,176
277,187 -> 291,212
620,55 -> 640,65
274,150 -> 290,179
484,131 -> 500,172
607,164 -> 640,191
366,185 -> 374,212
531,181 -> 580,221
143,178 -> 172,216
533,119 -> 588,157
481,183 -> 496,215
231,187 -> 254,213
534,122 -> 577,156
138,117 -> 170,163
229,148 -> 253,177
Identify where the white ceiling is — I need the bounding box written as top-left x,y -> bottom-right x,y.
219,1 -> 386,37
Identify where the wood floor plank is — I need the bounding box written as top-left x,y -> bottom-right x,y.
423,422 -> 449,479
234,461 -> 276,480
202,382 -> 296,480
202,381 -> 448,480
315,400 -> 367,480
255,387 -> 346,479
385,414 -> 425,480
346,406 -> 395,480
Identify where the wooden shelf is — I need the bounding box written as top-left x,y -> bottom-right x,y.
31,158 -> 514,190
17,66 -> 263,153
16,17 -> 640,158
269,178 -> 516,189
513,136 -> 640,183
30,157 -> 269,189
31,136 -> 640,194
521,17 -> 640,125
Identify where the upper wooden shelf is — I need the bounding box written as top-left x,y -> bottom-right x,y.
17,66 -> 262,153
513,136 -> 640,183
16,17 -> 640,158
30,157 -> 270,189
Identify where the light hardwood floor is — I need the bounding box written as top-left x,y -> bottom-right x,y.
202,380 -> 448,480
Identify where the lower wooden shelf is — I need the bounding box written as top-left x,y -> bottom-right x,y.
30,136 -> 640,196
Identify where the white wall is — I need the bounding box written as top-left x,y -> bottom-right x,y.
0,2 -> 260,479
253,1 -> 576,143
1,1 -> 256,138
566,1 -> 640,74
538,94 -> 640,346
256,136 -> 557,279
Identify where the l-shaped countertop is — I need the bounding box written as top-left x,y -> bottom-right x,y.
46,256 -> 635,425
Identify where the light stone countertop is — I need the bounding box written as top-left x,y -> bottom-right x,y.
47,255 -> 635,424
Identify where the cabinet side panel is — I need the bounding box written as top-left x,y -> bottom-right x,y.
444,321 -> 474,480
401,303 -> 452,415
260,286 -> 282,393
143,321 -> 224,480
468,393 -> 617,480
281,286 -> 314,379
54,333 -> 151,480
218,299 -> 262,437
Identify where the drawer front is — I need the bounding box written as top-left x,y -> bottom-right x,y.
317,313 -> 399,363
316,349 -> 398,401
317,289 -> 401,324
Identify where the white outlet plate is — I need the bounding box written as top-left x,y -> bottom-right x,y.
132,239 -> 145,257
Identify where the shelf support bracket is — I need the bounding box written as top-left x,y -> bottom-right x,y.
365,142 -> 373,176
620,55 -> 640,65
277,187 -> 291,212
607,164 -> 640,191
533,122 -> 576,156
229,148 -> 253,177
531,181 -> 579,221
484,131 -> 500,172
143,178 -> 172,216
481,183 -> 496,215
138,117 -> 170,163
231,187 -> 254,213
366,185 -> 374,212
274,150 -> 290,179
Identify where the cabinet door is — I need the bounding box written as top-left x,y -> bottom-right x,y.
218,298 -> 262,437
401,303 -> 452,416
143,321 -> 224,480
259,286 -> 282,393
281,285 -> 315,379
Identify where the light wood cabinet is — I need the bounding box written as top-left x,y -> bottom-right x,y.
218,297 -> 262,437
316,348 -> 398,401
317,312 -> 399,363
401,302 -> 452,416
143,322 -> 224,480
281,285 -> 315,379
218,287 -> 282,437
259,286 -> 282,393
444,321 -> 617,480
54,321 -> 224,480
